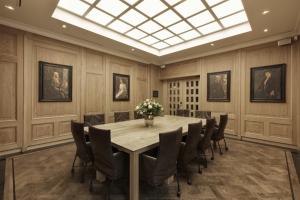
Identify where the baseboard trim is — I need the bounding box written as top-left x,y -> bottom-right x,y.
241,136 -> 298,150
286,151 -> 300,200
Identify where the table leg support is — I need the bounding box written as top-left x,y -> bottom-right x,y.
129,151 -> 139,200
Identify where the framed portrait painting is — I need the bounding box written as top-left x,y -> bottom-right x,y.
113,73 -> 130,101
207,70 -> 231,102
250,64 -> 286,103
39,61 -> 72,102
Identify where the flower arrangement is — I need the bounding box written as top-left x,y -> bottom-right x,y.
135,99 -> 163,118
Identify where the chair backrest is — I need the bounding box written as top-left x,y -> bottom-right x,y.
84,114 -> 105,126
195,111 -> 211,119
181,122 -> 202,165
217,114 -> 228,138
89,127 -> 115,179
199,118 -> 216,151
71,121 -> 92,162
114,112 -> 130,122
152,127 -> 182,186
176,109 -> 190,117
134,111 -> 143,119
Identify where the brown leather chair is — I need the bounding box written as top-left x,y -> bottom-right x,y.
212,114 -> 229,155
195,111 -> 211,119
89,127 -> 128,199
178,122 -> 202,185
176,109 -> 190,117
134,111 -> 143,119
70,121 -> 94,183
198,118 -> 216,173
140,127 -> 182,197
114,111 -> 130,122
84,114 -> 105,126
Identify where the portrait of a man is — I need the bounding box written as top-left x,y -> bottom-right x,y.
113,73 -> 130,101
207,71 -> 231,102
39,61 -> 72,102
250,64 -> 286,102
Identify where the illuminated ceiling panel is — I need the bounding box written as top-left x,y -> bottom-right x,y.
52,0 -> 252,56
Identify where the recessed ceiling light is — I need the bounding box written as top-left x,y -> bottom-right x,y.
136,0 -> 167,17
126,29 -> 147,40
140,36 -> 159,45
179,30 -> 201,40
131,48 -> 135,51
198,22 -> 222,35
212,0 -> 244,18
4,5 -> 15,10
153,29 -> 174,40
96,0 -> 128,17
152,42 -> 169,49
138,20 -> 162,34
120,9 -> 147,26
262,10 -> 270,15
108,20 -> 132,33
58,0 -> 90,16
264,28 -> 268,32
187,10 -> 215,28
220,11 -> 248,28
210,43 -> 214,46
168,21 -> 192,34
62,24 -> 67,28
86,8 -> 114,26
154,10 -> 181,27
175,0 -> 206,18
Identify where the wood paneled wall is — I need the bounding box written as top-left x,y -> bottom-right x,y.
0,25 -> 161,155
161,40 -> 300,148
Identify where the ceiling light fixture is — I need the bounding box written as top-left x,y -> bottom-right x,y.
4,5 -> 15,10
264,28 -> 268,32
210,43 -> 214,46
262,10 -> 270,15
62,24 -> 67,28
131,48 -> 135,51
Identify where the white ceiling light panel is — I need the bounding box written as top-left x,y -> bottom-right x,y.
120,9 -> 147,26
179,30 -> 201,40
205,0 -> 224,6
154,10 -> 181,27
140,36 -> 159,45
82,0 -> 96,4
168,21 -> 192,34
174,0 -> 206,18
58,0 -> 90,16
136,0 -> 168,17
108,20 -> 132,33
152,42 -> 169,49
138,20 -> 162,34
198,21 -> 222,34
165,36 -> 184,45
164,0 -> 182,6
123,0 -> 139,5
220,11 -> 248,27
187,10 -> 215,27
96,0 -> 128,16
85,8 -> 114,26
126,29 -> 147,40
212,0 -> 244,18
153,29 -> 174,40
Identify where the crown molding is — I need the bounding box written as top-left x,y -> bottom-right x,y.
0,16 -> 159,65
162,31 -> 297,64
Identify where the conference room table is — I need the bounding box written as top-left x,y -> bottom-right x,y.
85,115 -> 206,200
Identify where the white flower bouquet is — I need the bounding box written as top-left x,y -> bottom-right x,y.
135,99 -> 163,119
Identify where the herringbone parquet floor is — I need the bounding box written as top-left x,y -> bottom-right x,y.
11,139 -> 292,200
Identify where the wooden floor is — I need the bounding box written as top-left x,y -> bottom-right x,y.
7,139 -> 292,200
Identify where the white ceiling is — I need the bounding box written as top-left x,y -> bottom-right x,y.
0,0 -> 299,64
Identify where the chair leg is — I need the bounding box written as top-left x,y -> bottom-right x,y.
210,143 -> 214,160
71,154 -> 77,176
105,180 -> 112,200
89,168 -> 95,193
217,141 -> 223,155
80,162 -> 87,183
213,140 -> 217,150
224,138 -> 229,151
203,154 -> 208,168
176,171 -> 181,197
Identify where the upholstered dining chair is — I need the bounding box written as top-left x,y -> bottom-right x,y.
114,111 -> 130,122
70,121 -> 94,183
195,111 -> 211,119
89,127 -> 128,199
176,109 -> 190,117
140,127 -> 182,198
198,118 -> 216,173
177,122 -> 202,185
84,114 -> 105,126
134,111 -> 143,119
211,114 -> 229,155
